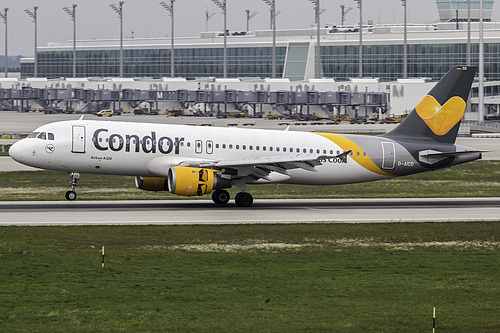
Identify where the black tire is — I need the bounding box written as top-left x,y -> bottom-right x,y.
235,192 -> 253,207
212,189 -> 230,205
65,190 -> 77,201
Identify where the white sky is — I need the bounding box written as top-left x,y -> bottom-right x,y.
0,0 -> 498,56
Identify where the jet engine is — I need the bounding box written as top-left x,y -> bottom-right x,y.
168,166 -> 230,196
135,176 -> 168,192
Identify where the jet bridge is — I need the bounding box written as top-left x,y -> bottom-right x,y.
0,84 -> 389,118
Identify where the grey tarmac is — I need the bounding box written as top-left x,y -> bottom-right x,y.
0,198 -> 499,226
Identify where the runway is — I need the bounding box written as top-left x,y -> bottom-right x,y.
1,198 -> 499,226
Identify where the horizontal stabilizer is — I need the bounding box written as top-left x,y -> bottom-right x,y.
419,149 -> 489,164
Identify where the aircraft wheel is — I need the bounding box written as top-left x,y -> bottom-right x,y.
235,192 -> 253,207
212,189 -> 230,205
65,190 -> 77,201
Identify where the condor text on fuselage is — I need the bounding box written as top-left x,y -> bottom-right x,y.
92,129 -> 185,155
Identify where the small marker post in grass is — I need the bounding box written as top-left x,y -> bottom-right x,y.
101,246 -> 105,268
432,307 -> 436,333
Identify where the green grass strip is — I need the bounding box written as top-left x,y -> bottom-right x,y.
0,223 -> 499,332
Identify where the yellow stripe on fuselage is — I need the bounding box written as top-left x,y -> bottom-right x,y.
315,132 -> 395,177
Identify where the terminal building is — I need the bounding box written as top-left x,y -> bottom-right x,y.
11,0 -> 500,121
20,0 -> 498,82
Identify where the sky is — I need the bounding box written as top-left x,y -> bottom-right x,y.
0,0 -> 498,56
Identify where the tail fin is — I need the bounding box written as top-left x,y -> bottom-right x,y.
383,66 -> 476,144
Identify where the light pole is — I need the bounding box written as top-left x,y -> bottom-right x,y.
0,8 -> 7,78
246,10 -> 257,32
109,1 -> 124,78
340,5 -> 352,26
160,1 -> 175,78
354,0 -> 362,78
269,10 -> 281,29
478,0 -> 484,122
309,0 -> 321,79
401,0 -> 407,79
467,0 -> 471,66
205,9 -> 215,31
24,6 -> 38,78
262,0 -> 276,78
211,0 -> 227,78
63,4 -> 77,78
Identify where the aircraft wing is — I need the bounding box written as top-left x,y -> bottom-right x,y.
179,151 -> 351,180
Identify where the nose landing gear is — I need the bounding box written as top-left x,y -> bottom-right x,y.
65,172 -> 80,201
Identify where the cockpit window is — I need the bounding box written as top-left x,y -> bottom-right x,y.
37,132 -> 47,140
28,132 -> 40,138
48,133 -> 55,140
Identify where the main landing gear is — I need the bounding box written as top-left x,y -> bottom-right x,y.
65,172 -> 80,201
211,189 -> 254,207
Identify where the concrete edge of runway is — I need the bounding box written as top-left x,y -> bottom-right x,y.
2,197 -> 500,206
1,218 -> 500,227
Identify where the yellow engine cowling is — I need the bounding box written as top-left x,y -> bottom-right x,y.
168,166 -> 220,196
135,176 -> 168,192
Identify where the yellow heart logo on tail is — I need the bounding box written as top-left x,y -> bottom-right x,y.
415,95 -> 466,136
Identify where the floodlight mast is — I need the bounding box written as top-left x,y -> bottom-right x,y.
309,0 -> 321,79
211,0 -> 227,78
246,10 -> 257,32
160,1 -> 175,78
205,9 -> 215,31
478,0 -> 484,122
354,0 -> 362,78
0,8 -> 7,78
24,6 -> 38,78
262,0 -> 276,78
109,1 -> 124,78
401,0 -> 407,79
63,4 -> 77,78
340,5 -> 352,26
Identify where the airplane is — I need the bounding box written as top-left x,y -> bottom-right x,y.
8,66 -> 486,207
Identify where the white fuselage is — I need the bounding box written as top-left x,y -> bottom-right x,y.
9,120 -> 396,185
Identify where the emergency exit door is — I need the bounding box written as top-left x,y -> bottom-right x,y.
381,142 -> 395,170
72,125 -> 86,153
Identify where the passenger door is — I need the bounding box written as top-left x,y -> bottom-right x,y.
72,125 -> 86,153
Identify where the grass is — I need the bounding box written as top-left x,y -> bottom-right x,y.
0,160 -> 500,201
0,223 -> 499,332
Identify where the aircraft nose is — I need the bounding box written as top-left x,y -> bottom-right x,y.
9,140 -> 25,163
